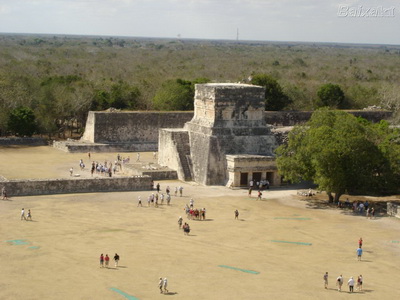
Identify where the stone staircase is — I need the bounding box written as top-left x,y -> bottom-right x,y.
174,131 -> 193,181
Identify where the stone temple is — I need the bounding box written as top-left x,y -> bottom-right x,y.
158,83 -> 281,187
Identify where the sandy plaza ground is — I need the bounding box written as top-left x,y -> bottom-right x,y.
0,146 -> 400,300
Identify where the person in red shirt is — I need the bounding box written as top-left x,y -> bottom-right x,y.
105,254 -> 110,268
359,238 -> 363,248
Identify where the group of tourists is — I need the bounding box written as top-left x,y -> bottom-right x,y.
324,272 -> 363,292
338,199 -> 376,218
99,253 -> 120,268
177,215 -> 191,234
248,179 -> 269,198
20,208 -> 32,221
323,238 -> 366,293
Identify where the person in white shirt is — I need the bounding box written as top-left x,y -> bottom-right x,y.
336,275 -> 343,291
348,277 -> 355,292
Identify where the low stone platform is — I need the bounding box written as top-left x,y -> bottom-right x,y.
123,163 -> 178,181
1,175 -> 152,196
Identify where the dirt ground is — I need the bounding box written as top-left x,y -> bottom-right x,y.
1,146 -> 400,300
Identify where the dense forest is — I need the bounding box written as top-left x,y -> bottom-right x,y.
1,34 -> 399,138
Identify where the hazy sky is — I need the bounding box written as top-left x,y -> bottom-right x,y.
0,0 -> 398,45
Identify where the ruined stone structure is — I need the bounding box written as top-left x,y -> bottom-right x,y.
158,83 -> 279,186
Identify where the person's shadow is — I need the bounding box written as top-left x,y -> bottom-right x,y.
163,291 -> 178,296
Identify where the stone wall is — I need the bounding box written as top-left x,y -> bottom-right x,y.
80,110 -> 392,146
265,110 -> 393,126
81,111 -> 193,144
387,202 -> 400,218
0,137 -> 48,146
0,176 -> 151,197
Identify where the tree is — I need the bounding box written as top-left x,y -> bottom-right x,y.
153,78 -> 210,111
7,107 -> 37,136
317,83 -> 345,108
250,74 -> 291,111
276,109 -> 399,202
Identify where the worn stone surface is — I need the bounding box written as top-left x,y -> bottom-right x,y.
0,176 -> 151,196
81,111 -> 193,143
185,83 -> 277,185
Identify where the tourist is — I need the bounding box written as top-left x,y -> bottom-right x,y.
348,277 -> 355,292
189,198 -> 194,208
202,208 -> 206,220
357,247 -> 363,261
26,209 -> 32,221
159,277 -> 164,293
69,167 -> 73,176
183,223 -> 190,235
88,152 -> 91,159
357,275 -> 363,291
323,272 -> 328,289
153,152 -> 157,160
136,152 -> 140,162
166,193 -> 171,205
166,186 -> 170,195
235,209 -> 239,220
1,186 -> 8,200
178,216 -> 183,229
248,187 -> 252,197
147,195 -> 151,207
156,183 -> 160,193
104,254 -> 110,268
336,274 -> 343,291
163,278 -> 168,293
257,190 -> 262,201
160,193 -> 164,205
359,237 -> 363,248
371,207 -> 375,219
137,196 -> 142,207
114,253 -> 120,267
100,254 -> 104,268
175,186 -> 178,196
179,186 -> 183,197
21,208 -> 26,221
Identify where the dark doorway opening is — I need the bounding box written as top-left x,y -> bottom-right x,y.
266,172 -> 274,185
240,172 -> 248,186
253,172 -> 262,183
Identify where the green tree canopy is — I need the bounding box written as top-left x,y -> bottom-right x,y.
7,106 -> 37,136
250,74 -> 292,111
276,108 -> 400,202
152,78 -> 210,111
317,83 -> 345,108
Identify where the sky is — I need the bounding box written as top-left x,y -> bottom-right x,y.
0,0 -> 398,45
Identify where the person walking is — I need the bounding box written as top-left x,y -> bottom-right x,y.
104,254 -> 110,268
323,272 -> 328,289
100,254 -> 104,268
137,196 -> 142,207
336,274 -> 343,291
21,208 -> 26,221
114,253 -> 120,267
358,237 -> 363,248
179,186 -> 183,197
1,186 -> 8,200
158,277 -> 164,293
257,190 -> 262,201
178,216 -> 183,229
356,247 -> 363,261
357,275 -> 363,291
348,277 -> 355,292
234,209 -> 239,220
163,278 -> 169,293
26,209 -> 32,221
